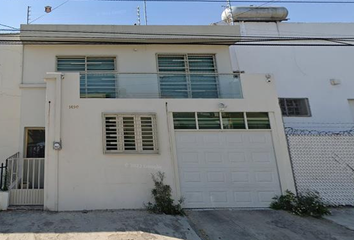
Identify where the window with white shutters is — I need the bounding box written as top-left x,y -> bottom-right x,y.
103,114 -> 158,153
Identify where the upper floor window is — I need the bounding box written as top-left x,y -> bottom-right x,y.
279,98 -> 311,117
57,57 -> 116,98
157,54 -> 218,98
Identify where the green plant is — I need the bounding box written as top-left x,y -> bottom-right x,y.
145,171 -> 184,215
270,190 -> 330,218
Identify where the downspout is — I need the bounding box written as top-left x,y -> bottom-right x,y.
54,74 -> 63,211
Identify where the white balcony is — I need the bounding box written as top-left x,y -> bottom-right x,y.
79,72 -> 243,99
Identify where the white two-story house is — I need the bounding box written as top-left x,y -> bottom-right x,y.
0,24 -> 295,211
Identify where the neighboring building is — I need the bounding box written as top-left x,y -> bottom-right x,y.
219,7 -> 354,206
0,24 -> 295,211
0,34 -> 22,162
230,21 -> 354,130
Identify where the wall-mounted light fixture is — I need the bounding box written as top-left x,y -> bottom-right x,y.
265,74 -> 272,83
218,103 -> 227,111
330,79 -> 341,85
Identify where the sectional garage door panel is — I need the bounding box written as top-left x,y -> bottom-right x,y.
176,131 -> 281,208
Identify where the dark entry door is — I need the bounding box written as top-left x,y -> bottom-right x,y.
25,128 -> 45,158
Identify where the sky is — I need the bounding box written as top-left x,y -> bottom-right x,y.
0,0 -> 353,29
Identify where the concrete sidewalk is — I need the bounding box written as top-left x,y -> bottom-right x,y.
325,208 -> 354,231
0,210 -> 201,240
186,209 -> 354,240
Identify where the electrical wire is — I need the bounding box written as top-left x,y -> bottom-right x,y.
95,0 -> 354,3
0,24 -> 18,30
2,28 -> 354,39
29,0 -> 71,24
0,38 -> 352,46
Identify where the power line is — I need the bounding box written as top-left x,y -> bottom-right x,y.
2,28 -> 354,39
29,0 -> 71,24
95,0 -> 354,3
0,24 -> 18,30
0,39 -> 353,46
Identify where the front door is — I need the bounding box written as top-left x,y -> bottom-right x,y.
8,128 -> 46,205
25,128 -> 45,158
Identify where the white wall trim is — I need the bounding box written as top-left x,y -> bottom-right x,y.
19,83 -> 46,89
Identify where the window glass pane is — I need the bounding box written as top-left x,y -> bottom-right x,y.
159,74 -> 188,98
158,56 -> 186,72
190,75 -> 218,98
173,113 -> 196,129
222,112 -> 245,129
26,129 -> 45,158
246,112 -> 270,129
87,58 -> 115,71
57,58 -> 85,71
84,73 -> 116,98
279,98 -> 310,117
188,55 -> 216,72
197,112 -> 221,129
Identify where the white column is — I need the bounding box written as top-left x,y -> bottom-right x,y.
44,72 -> 62,211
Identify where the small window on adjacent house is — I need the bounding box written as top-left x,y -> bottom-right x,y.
246,112 -> 271,129
197,112 -> 221,129
173,113 -> 197,129
222,112 -> 246,129
279,98 -> 311,117
103,114 -> 158,153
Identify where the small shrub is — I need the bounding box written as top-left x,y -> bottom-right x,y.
145,171 -> 184,215
270,190 -> 330,218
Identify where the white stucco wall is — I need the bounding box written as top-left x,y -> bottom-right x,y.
231,22 -> 354,129
43,71 -> 294,211
0,43 -> 22,162
19,43 -> 294,210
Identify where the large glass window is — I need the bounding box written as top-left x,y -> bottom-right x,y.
57,57 -> 116,98
157,54 -> 218,99
222,112 -> 246,129
246,112 -> 271,129
197,112 -> 221,129
173,112 -> 270,130
173,113 -> 197,129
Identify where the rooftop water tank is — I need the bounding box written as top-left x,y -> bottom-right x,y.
221,6 -> 288,22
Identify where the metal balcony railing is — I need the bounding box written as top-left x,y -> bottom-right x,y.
79,72 -> 243,99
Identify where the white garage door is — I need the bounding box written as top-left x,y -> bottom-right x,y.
176,131 -> 281,208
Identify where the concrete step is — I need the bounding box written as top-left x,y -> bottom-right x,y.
7,205 -> 43,211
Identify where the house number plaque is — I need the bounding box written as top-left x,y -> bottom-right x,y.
69,105 -> 79,109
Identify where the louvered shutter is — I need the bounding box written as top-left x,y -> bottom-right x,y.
104,115 -> 119,152
104,114 -> 158,153
57,57 -> 116,98
158,55 -> 188,98
140,116 -> 157,151
157,54 -> 218,98
188,55 -> 218,98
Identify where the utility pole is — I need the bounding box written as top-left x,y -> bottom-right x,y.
227,0 -> 234,25
27,6 -> 31,24
143,0 -> 148,25
137,6 -> 141,25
